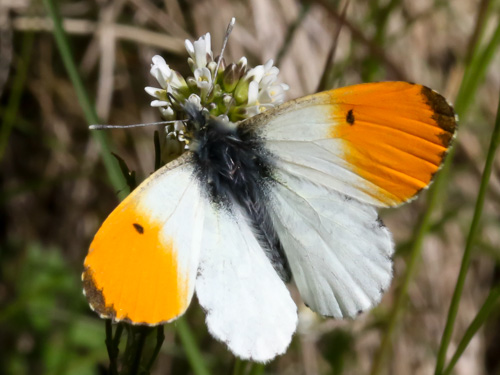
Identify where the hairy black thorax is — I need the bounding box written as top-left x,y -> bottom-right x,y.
184,105 -> 291,282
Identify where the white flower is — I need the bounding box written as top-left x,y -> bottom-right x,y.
159,106 -> 174,119
259,83 -> 289,105
246,59 -> 279,85
245,71 -> 289,116
149,55 -> 186,92
185,33 -> 213,70
194,67 -> 213,98
187,94 -> 202,111
150,55 -> 171,89
145,26 -> 288,127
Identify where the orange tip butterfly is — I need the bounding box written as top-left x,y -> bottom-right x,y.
82,22 -> 457,363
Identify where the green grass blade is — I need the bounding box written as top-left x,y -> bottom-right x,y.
442,285 -> 500,375
232,358 -> 247,375
248,362 -> 266,375
434,86 -> 500,375
43,0 -> 127,199
454,20 -> 500,120
176,318 -> 211,375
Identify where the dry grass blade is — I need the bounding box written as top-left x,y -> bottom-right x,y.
305,0 -> 407,80
316,0 -> 350,92
128,0 -> 192,39
12,17 -> 186,53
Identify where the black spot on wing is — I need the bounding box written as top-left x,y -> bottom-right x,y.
346,109 -> 355,125
133,223 -> 144,234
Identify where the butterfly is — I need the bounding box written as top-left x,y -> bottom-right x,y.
83,81 -> 457,362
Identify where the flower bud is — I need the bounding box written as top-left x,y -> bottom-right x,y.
236,57 -> 247,78
222,63 -> 239,92
233,78 -> 251,105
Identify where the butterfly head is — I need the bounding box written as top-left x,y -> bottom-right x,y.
182,100 -> 238,153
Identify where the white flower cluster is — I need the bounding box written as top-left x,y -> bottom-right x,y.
144,32 -> 289,127
245,59 -> 289,117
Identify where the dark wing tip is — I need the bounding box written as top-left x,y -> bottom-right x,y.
420,86 -> 457,135
82,267 -> 117,320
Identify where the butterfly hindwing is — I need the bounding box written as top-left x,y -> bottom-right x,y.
196,205 -> 297,362
268,167 -> 393,318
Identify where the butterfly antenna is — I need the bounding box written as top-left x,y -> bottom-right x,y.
208,17 -> 235,97
89,120 -> 185,130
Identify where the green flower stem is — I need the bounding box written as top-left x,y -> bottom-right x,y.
43,0 -> 127,199
435,88 -> 500,375
370,12 -> 500,375
146,326 -> 165,371
44,1 -> 208,374
176,317 -> 211,375
442,285 -> 500,375
105,321 -> 119,375
130,327 -> 149,375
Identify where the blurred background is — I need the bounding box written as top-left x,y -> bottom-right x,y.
1,0 -> 500,374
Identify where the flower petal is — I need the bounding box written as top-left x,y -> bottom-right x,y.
247,81 -> 259,105
150,100 -> 170,107
145,86 -> 163,98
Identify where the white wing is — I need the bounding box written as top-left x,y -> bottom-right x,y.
241,82 -> 456,207
196,206 -> 297,362
268,168 -> 394,318
83,153 -> 205,325
234,82 -> 455,317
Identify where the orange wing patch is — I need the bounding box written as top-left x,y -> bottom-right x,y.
328,82 -> 456,205
83,199 -> 187,325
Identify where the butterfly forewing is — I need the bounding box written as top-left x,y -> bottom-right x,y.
241,81 -> 456,207
83,153 -> 205,325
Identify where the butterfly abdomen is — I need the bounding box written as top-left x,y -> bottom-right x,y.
191,114 -> 291,281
